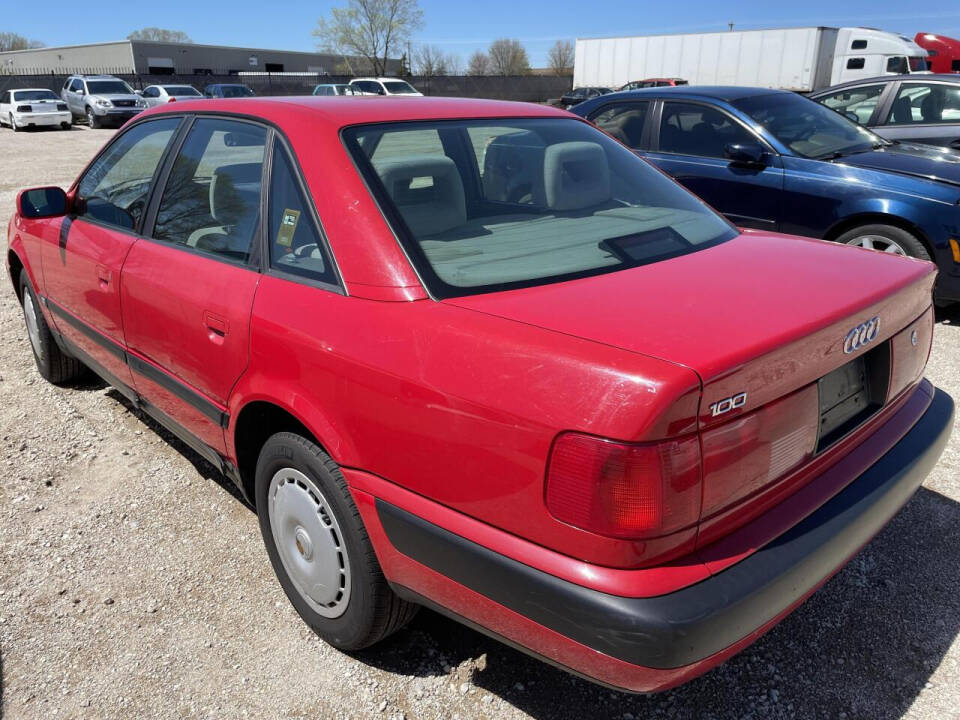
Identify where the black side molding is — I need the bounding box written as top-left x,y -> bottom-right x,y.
377,386 -> 953,669
43,295 -> 228,427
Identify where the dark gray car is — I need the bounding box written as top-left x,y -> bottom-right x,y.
811,75 -> 960,150
61,75 -> 146,128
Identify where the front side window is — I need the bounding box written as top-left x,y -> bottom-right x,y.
658,102 -> 757,158
818,84 -> 885,124
886,83 -> 960,125
268,139 -> 337,285
166,86 -> 201,97
733,92 -> 882,159
887,56 -> 908,74
69,79 -> 83,92
153,118 -> 267,262
847,58 -> 865,70
76,118 -> 181,231
589,102 -> 649,149
344,118 -> 736,297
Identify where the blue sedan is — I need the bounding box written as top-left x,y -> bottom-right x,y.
571,87 -> 960,305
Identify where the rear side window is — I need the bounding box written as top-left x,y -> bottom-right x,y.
589,102 -> 649,149
76,118 -> 181,231
885,83 -> 960,125
152,118 -> 267,263
847,58 -> 865,70
267,139 -> 337,286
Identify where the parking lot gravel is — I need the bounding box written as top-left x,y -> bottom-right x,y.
1,125 -> 959,720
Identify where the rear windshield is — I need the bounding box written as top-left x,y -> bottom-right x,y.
166,86 -> 201,96
14,90 -> 58,101
344,118 -> 736,298
87,80 -> 134,95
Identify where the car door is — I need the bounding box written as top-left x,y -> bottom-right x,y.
644,100 -> 784,231
0,91 -> 10,123
875,81 -> 960,149
814,83 -> 889,127
120,116 -> 267,453
65,78 -> 85,115
39,117 -> 182,386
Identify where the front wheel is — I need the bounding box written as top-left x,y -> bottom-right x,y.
835,224 -> 931,261
86,107 -> 100,129
19,272 -> 86,384
254,432 -> 417,650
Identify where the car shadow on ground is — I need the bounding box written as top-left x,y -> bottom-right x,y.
359,487 -> 960,720
1,644 -> 5,720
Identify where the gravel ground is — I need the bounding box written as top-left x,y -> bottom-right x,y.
1,125 -> 959,720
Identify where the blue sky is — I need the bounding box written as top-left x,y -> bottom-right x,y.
6,0 -> 960,67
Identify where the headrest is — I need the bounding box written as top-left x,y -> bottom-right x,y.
210,163 -> 262,224
921,92 -> 943,122
543,141 -> 610,211
373,155 -> 466,236
482,131 -> 547,206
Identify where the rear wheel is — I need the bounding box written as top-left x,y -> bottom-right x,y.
255,432 -> 417,650
18,272 -> 86,384
61,122 -> 71,130
10,113 -> 20,132
836,224 -> 930,261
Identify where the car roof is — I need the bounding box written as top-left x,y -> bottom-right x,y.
351,77 -> 407,82
138,96 -> 570,129
598,85 -> 785,102
10,88 -> 57,93
811,74 -> 960,94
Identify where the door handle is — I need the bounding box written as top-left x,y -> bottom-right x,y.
203,311 -> 229,340
96,264 -> 111,288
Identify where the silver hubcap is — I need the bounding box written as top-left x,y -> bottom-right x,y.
22,292 -> 43,360
268,468 -> 350,618
846,235 -> 907,256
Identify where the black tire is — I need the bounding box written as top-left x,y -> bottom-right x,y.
86,107 -> 100,129
255,432 -> 417,650
18,272 -> 86,384
10,113 -> 21,132
61,122 -> 72,131
835,223 -> 931,261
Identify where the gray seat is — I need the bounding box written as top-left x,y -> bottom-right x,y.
542,141 -> 611,211
891,96 -> 914,124
188,162 -> 262,253
373,155 -> 466,237
482,131 -> 547,206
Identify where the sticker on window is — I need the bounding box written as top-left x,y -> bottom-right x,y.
276,208 -> 301,247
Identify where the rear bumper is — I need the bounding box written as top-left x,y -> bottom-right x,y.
12,111 -> 71,126
367,383 -> 953,689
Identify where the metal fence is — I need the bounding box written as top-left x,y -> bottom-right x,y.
0,70 -> 572,103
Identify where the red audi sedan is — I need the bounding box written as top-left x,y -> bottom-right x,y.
6,97 -> 953,693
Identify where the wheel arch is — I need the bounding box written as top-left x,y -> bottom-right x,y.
230,397 -> 353,507
823,212 -> 935,258
7,247 -> 25,302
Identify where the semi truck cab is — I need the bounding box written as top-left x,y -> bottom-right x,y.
832,28 -> 930,85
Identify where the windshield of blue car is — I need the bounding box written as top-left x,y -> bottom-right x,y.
732,92 -> 883,160
220,86 -> 255,97
87,80 -> 135,95
165,86 -> 201,97
344,117 -> 737,298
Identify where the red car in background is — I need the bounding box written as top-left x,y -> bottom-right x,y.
915,33 -> 960,73
6,96 -> 953,693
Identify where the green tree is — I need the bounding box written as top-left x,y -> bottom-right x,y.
314,0 -> 424,77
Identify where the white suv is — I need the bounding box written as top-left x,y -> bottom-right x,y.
349,77 -> 423,96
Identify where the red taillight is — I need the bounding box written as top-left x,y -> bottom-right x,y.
545,433 -> 701,539
168,97 -> 177,102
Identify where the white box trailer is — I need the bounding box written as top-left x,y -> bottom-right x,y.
574,27 -> 928,93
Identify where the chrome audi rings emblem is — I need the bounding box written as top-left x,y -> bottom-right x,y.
843,316 -> 881,354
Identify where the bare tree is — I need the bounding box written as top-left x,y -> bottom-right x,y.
414,44 -> 449,76
487,38 -> 530,76
0,32 -> 45,52
467,50 -> 491,76
314,0 -> 423,77
127,27 -> 193,43
547,39 -> 574,76
446,53 -> 464,76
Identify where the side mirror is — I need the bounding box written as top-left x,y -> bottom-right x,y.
17,187 -> 68,219
77,88 -> 86,96
135,89 -> 143,96
844,111 -> 860,124
724,142 -> 767,167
